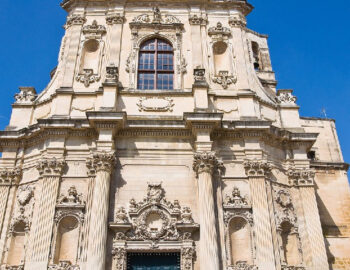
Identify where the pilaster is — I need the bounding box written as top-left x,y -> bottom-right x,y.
193,152 -> 223,270
106,13 -> 125,68
25,158 -> 66,270
244,159 -> 276,270
189,14 -> 206,70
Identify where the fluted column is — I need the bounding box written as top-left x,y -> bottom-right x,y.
193,152 -> 223,270
86,152 -> 116,270
25,158 -> 65,270
244,160 -> 276,270
79,158 -> 97,268
288,169 -> 328,270
0,168 -> 22,262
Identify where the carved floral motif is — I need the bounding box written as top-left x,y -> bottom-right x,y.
82,20 -> 106,39
36,158 -> 66,177
14,87 -> 37,104
224,210 -> 253,226
76,69 -> 101,87
212,70 -> 237,89
48,261 -> 80,270
106,14 -> 125,25
228,14 -> 247,28
287,168 -> 315,186
189,15 -> 207,25
131,9 -> 182,25
273,186 -> 297,231
112,247 -> 126,270
90,152 -> 116,174
0,168 -> 22,186
181,247 -> 196,270
228,261 -> 258,270
65,15 -> 86,29
208,22 -> 231,40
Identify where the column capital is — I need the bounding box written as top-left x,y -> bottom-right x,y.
287,167 -> 315,186
189,14 -> 207,26
193,152 -> 224,176
228,13 -> 247,28
64,14 -> 86,29
106,14 -> 125,25
0,168 -> 22,186
92,152 -> 116,174
243,159 -> 272,178
36,158 -> 66,177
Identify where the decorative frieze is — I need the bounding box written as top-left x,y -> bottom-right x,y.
228,262 -> 258,270
36,158 -> 66,177
0,168 -> 22,186
131,9 -> 182,26
243,159 -> 272,177
193,152 -> 224,176
181,247 -> 196,270
112,247 -> 126,270
287,168 -> 315,186
106,14 -> 125,25
14,87 -> 37,104
48,261 -> 80,270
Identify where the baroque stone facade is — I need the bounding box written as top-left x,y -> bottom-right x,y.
0,0 -> 349,270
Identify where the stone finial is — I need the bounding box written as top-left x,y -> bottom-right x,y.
92,152 -> 116,174
106,14 -> 125,25
193,152 -> 224,176
14,87 -> 37,104
36,158 -> 66,177
0,168 -> 22,186
287,167 -> 315,186
228,13 -> 247,28
243,159 -> 272,177
276,89 -> 297,105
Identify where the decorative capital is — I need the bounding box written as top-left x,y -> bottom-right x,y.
92,152 -> 116,174
65,14 -> 86,29
36,158 -> 66,177
193,152 -> 224,176
14,87 -> 37,104
189,14 -> 207,25
243,159 -> 272,177
228,13 -> 247,28
106,14 -> 125,25
276,89 -> 297,105
287,167 -> 315,186
0,168 -> 22,186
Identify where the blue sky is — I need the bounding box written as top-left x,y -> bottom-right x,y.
0,0 -> 349,162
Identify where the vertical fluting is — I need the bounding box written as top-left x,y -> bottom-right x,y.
79,175 -> 95,265
193,152 -> 223,270
299,187 -> 328,270
198,172 -> 220,269
86,152 -> 115,270
244,160 -> 276,270
25,158 -> 65,270
0,186 -> 10,235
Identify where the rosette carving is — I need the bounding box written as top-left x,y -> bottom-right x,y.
193,152 -> 224,176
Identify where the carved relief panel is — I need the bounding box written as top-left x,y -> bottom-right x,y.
110,183 -> 198,270
126,9 -> 186,90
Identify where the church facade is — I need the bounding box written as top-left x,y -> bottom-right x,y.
0,0 -> 349,270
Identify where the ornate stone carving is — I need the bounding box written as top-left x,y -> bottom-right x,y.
112,247 -> 126,270
228,261 -> 258,270
17,185 -> 34,207
0,168 -> 22,186
105,64 -> 119,83
224,186 -> 250,208
181,247 -> 196,270
82,20 -> 106,39
106,14 -> 125,25
111,183 -> 198,242
36,158 -> 66,177
224,210 -> 253,226
243,159 -> 272,177
193,68 -> 206,82
48,261 -> 80,270
90,152 -> 116,174
76,69 -> 101,87
137,97 -> 174,112
65,15 -> 86,29
193,152 -> 224,176
212,70 -> 237,89
276,90 -> 297,105
281,266 -> 305,270
208,22 -> 231,41
287,167 -> 315,186
273,186 -> 297,230
228,14 -> 247,28
58,186 -> 83,205
131,9 -> 182,25
189,14 -> 207,25
2,266 -> 24,270
14,87 -> 37,104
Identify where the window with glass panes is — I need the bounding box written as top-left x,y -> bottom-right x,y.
137,38 -> 174,90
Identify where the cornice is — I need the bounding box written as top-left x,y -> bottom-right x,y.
310,161 -> 349,171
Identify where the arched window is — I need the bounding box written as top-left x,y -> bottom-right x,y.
138,38 -> 174,90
